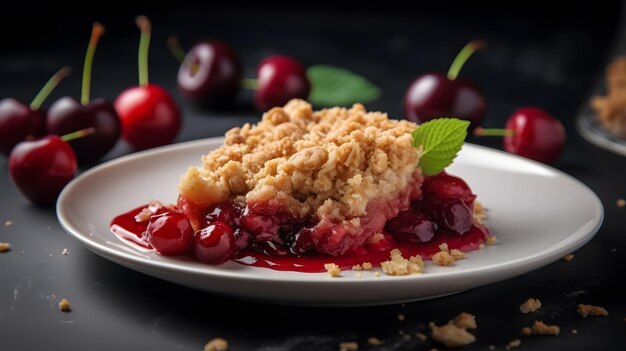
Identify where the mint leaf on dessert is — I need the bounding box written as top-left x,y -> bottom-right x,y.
412,118 -> 470,176
307,65 -> 381,106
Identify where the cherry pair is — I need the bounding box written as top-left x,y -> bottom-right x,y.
169,38 -> 309,111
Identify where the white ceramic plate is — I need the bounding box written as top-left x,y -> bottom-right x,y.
57,138 -> 603,306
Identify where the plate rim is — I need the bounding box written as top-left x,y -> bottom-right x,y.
56,138 -> 605,287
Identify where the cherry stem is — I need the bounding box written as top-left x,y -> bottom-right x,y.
473,127 -> 515,137
167,36 -> 186,63
61,127 -> 96,142
80,23 -> 105,105
136,15 -> 152,86
242,78 -> 258,90
447,39 -> 486,80
30,66 -> 72,110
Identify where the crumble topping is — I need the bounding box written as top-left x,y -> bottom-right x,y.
338,341 -> 359,351
0,242 -> 10,252
528,321 -> 560,336
432,251 -> 455,266
577,304 -> 609,318
380,249 -> 424,275
563,254 -> 574,261
519,298 -> 542,314
204,338 -> 228,351
324,263 -> 342,277
58,298 -> 71,312
179,99 -> 420,224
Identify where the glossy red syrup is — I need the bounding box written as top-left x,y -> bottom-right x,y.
110,204 -> 489,273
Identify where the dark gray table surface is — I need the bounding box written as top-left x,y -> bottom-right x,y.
1,5 -> 625,350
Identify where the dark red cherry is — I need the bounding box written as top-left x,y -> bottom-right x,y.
422,172 -> 476,206
386,209 -> 436,243
0,67 -> 71,156
46,23 -> 120,163
145,211 -> 193,255
8,135 -> 77,205
114,16 -> 181,150
404,40 -> 486,130
504,107 -> 565,164
424,199 -> 473,235
176,39 -> 241,106
239,207 -> 280,241
193,221 -> 235,264
254,55 -> 310,111
204,201 -> 241,227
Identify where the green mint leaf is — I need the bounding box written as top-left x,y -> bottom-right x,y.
307,65 -> 381,107
411,118 -> 470,176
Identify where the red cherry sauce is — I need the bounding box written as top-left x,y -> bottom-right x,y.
110,204 -> 489,272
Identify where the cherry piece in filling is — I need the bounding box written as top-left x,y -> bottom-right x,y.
422,172 -> 476,206
193,221 -> 235,264
385,209 -> 436,243
145,212 -> 193,255
423,199 -> 474,235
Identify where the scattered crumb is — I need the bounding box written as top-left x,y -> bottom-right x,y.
374,272 -> 381,277
479,244 -> 485,249
577,304 -> 609,318
617,198 -> 626,207
519,298 -> 542,314
474,201 -> 486,224
355,272 -> 363,279
428,321 -> 436,329
58,298 -> 71,312
204,338 -> 228,351
0,242 -> 10,252
529,321 -> 560,336
416,332 -> 428,341
5,220 -> 12,226
452,312 -> 477,329
362,262 -> 373,270
521,327 -> 532,336
352,264 -> 362,271
486,235 -> 497,245
563,254 -> 574,261
367,337 -> 383,346
507,339 -> 521,349
61,248 -> 70,255
381,249 -> 424,275
439,243 -> 449,252
432,250 -> 455,266
450,249 -> 464,260
338,341 -> 358,351
397,314 -> 405,321
431,323 -> 476,348
324,263 -> 341,277
572,329 -> 578,334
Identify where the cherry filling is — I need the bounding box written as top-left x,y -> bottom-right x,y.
109,172 -> 490,272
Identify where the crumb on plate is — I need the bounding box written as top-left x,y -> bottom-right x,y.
324,263 -> 341,277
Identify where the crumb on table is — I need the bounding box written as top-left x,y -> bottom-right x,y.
61,248 -> 70,255
203,337 -> 228,351
529,321 -> 560,336
324,263 -> 341,277
367,337 -> 383,346
416,332 -> 428,341
563,254 -> 574,261
617,198 -> 626,207
339,341 -> 359,351
4,220 -> 12,226
577,304 -> 609,318
507,339 -> 521,349
452,312 -> 477,329
431,323 -> 476,348
519,298 -> 542,314
0,242 -> 10,252
397,314 -> 405,321
58,298 -> 71,312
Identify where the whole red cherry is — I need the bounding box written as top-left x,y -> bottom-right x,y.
145,211 -> 194,255
253,55 -> 310,112
115,16 -> 181,150
0,67 -> 71,156
404,40 -> 486,130
193,221 -> 235,264
171,37 -> 241,106
9,133 -> 80,205
475,107 -> 566,164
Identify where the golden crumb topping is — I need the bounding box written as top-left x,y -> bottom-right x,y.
179,99 -> 420,222
381,249 -> 424,275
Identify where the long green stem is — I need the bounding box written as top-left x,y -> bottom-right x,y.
136,15 -> 151,86
473,127 -> 514,137
167,36 -> 186,63
61,127 -> 96,142
81,23 -> 105,105
447,39 -> 486,80
30,66 -> 72,110
242,78 -> 258,90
